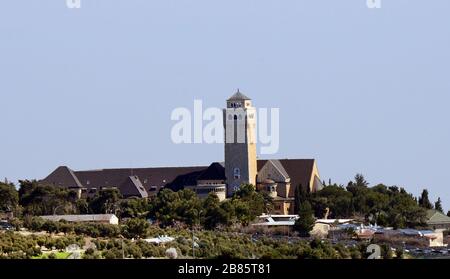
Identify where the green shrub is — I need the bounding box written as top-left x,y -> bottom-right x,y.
83,248 -> 101,259
123,218 -> 149,239
102,247 -> 123,259
126,243 -> 143,259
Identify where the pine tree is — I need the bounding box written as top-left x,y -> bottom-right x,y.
294,184 -> 309,214
354,174 -> 369,187
434,197 -> 443,212
418,189 -> 433,210
294,184 -> 300,214
293,201 -> 315,237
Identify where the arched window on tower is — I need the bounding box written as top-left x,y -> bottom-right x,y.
233,168 -> 240,180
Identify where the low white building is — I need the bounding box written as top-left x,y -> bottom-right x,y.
252,214 -> 299,226
40,214 -> 119,225
144,235 -> 175,245
421,229 -> 447,248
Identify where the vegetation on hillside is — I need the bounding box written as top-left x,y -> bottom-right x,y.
1,227 -> 402,259
300,174 -> 431,229
0,174 -> 444,232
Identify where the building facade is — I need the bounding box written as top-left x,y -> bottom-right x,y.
40,91 -> 323,215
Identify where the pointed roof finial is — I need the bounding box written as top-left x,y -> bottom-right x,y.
227,89 -> 251,101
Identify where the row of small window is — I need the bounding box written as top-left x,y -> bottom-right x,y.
201,182 -> 225,185
227,113 -> 254,121
85,179 -> 165,185
81,187 -> 118,194
196,188 -> 226,194
229,102 -> 243,108
80,186 -> 160,194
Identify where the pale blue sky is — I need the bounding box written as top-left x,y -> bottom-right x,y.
1,1 -> 449,210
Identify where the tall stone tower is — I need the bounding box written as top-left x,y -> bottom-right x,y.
223,90 -> 257,197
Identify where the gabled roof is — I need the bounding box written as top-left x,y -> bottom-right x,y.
75,166 -> 208,193
227,90 -> 251,101
41,166 -> 83,189
119,176 -> 149,198
197,162 -> 226,181
257,159 -> 316,196
426,210 -> 450,225
268,160 -> 290,180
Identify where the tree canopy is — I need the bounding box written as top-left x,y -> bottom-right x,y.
149,184 -> 270,228
123,218 -> 149,239
418,189 -> 433,210
88,188 -> 122,214
0,182 -> 18,212
6,174 -> 439,231
294,201 -> 315,237
306,174 -> 427,228
18,180 -> 78,216
434,197 -> 443,213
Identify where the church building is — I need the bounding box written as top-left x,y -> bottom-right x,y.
41,91 -> 323,215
